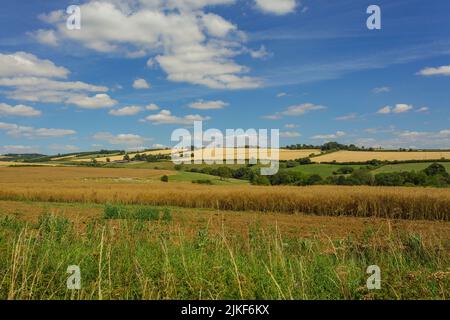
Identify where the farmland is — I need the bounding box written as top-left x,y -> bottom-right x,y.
313,151 -> 450,163
0,161 -> 449,300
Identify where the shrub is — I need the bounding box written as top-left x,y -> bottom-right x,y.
251,175 -> 270,186
160,175 -> 169,182
134,207 -> 160,221
104,204 -> 127,219
297,157 -> 312,165
423,163 -> 447,176
335,167 -> 354,175
192,179 -> 213,185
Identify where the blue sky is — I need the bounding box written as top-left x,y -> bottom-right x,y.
0,0 -> 449,154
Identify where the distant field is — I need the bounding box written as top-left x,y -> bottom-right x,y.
189,148 -> 320,161
70,148 -> 321,163
285,164 -> 364,177
72,149 -> 173,162
0,161 -> 59,167
373,162 -> 450,174
313,151 -> 450,163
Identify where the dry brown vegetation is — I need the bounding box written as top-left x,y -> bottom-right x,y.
313,151 -> 450,163
0,167 -> 449,220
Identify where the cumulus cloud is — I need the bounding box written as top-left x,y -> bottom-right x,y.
189,99 -> 228,110
372,86 -> 390,94
0,145 -> 39,154
93,132 -> 150,148
0,52 -> 68,78
109,106 -> 143,116
280,131 -> 301,138
32,1 -> 262,89
377,104 -> 413,114
145,103 -> 160,110
417,65 -> 450,76
143,109 -> 210,125
66,93 -> 117,109
312,131 -> 346,140
264,103 -> 325,120
0,103 -> 41,117
416,107 -> 430,113
0,122 -> 76,138
335,113 -> 357,121
254,0 -> 297,15
48,144 -> 79,152
249,45 -> 270,59
0,52 -> 114,109
133,78 -> 150,89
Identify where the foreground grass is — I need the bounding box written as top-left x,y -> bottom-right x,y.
0,210 -> 448,300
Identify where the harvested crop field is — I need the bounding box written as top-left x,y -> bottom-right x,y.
72,148 -> 321,162
0,167 -> 449,220
313,151 -> 450,163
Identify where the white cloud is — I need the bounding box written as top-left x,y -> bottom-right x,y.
48,144 -> 79,152
30,29 -> 59,46
416,107 -> 430,113
377,104 -> 413,114
201,12 -> 237,37
249,45 -> 270,59
33,1 -> 262,89
284,123 -> 298,128
418,65 -> 450,76
144,109 -> 210,125
66,93 -> 117,109
280,131 -> 301,138
0,103 -> 41,117
393,104 -> 413,113
277,92 -> 287,98
264,103 -> 325,119
0,52 -> 68,78
335,113 -> 357,121
312,131 -> 346,140
372,86 -> 390,94
109,106 -> 143,116
255,0 -> 297,15
0,122 -> 76,138
0,53 -> 113,109
93,132 -> 150,148
0,145 -> 39,154
377,106 -> 392,114
145,103 -> 160,110
133,78 -> 150,89
189,99 -> 228,110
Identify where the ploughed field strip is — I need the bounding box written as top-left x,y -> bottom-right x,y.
0,167 -> 449,220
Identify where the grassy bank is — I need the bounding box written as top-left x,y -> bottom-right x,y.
0,211 -> 448,300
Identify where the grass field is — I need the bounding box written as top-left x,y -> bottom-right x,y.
313,151 -> 450,163
285,164 -> 364,177
0,200 -> 448,299
372,162 -> 450,174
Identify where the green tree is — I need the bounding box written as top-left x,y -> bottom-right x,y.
423,163 -> 447,176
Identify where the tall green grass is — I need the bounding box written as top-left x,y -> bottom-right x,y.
0,214 -> 448,300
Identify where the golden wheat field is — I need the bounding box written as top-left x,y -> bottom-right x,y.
313,151 -> 450,163
69,148 -> 321,162
0,166 -> 449,220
